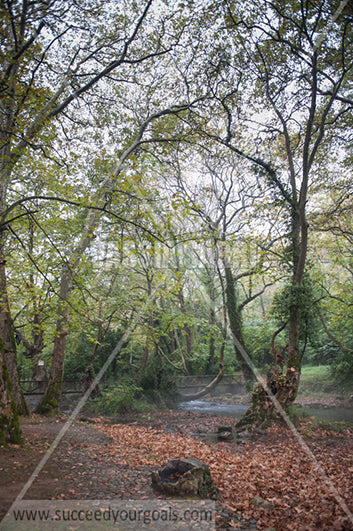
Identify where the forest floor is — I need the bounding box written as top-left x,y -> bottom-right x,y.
0,409 -> 353,530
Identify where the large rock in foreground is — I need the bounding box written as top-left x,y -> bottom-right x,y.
152,458 -> 222,500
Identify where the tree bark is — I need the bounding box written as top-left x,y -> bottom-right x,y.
0,246 -> 29,412
174,247 -> 192,373
0,247 -> 27,441
139,339 -> 150,373
224,263 -> 254,383
0,350 -> 21,444
208,305 -> 216,369
204,263 -> 218,373
35,261 -> 72,414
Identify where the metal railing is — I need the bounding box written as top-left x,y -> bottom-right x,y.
20,379 -> 82,395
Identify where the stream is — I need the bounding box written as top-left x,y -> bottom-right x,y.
179,399 -> 353,423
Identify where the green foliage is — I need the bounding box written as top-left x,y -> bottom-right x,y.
2,0 -> 353,428
298,365 -> 335,394
304,340 -> 341,366
270,276 -> 321,353
244,319 -> 283,368
88,381 -> 143,416
17,347 -> 34,380
188,345 -> 211,374
271,278 -> 314,325
330,351 -> 353,385
188,338 -> 239,375
136,354 -> 178,401
64,337 -> 92,381
297,364 -> 351,398
64,330 -> 125,381
222,339 -> 242,372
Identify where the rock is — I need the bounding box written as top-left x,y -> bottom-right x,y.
217,426 -> 233,441
254,428 -> 267,435
237,431 -> 252,440
152,458 -> 223,501
250,495 -> 274,511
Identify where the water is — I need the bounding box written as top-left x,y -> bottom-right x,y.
179,399 -> 353,423
300,406 -> 353,423
179,399 -> 249,418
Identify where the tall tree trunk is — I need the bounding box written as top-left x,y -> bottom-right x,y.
205,265 -> 217,373
0,247 -> 26,442
224,263 -> 253,383
160,295 -> 176,352
139,339 -> 150,373
174,246 -> 192,372
173,328 -> 189,375
208,306 -> 216,370
0,102 -> 29,435
0,245 -> 28,416
180,257 -> 227,401
0,361 -> 21,444
177,290 -> 192,373
238,208 -> 307,427
0,349 -> 21,444
35,262 -> 72,414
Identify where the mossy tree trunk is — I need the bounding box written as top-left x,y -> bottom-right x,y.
0,248 -> 25,442
237,202 -> 306,428
0,247 -> 28,414
224,261 -> 254,383
0,355 -> 22,444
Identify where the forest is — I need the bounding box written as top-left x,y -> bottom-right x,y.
0,0 -> 353,444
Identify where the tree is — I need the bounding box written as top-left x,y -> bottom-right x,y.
206,0 -> 353,424
35,91 -> 207,415
0,0 -> 191,437
310,185 -> 353,380
165,147 -> 271,383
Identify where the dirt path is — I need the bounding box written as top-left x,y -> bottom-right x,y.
0,415 -> 258,530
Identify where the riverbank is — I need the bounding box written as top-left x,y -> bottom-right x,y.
201,364 -> 353,411
201,391 -> 353,408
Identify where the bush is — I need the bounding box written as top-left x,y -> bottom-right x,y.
188,338 -> 239,375
136,355 -> 178,402
243,320 -> 283,368
88,381 -> 142,416
304,340 -> 341,366
64,329 -> 126,382
330,353 -> 353,384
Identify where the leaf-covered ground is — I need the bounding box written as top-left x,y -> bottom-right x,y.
96,411 -> 353,530
1,411 -> 352,530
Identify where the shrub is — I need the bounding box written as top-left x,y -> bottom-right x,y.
304,340 -> 341,366
330,355 -> 353,384
136,355 -> 178,402
88,381 -> 142,415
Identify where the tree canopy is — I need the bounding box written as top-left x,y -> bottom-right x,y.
1,0 -> 353,440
